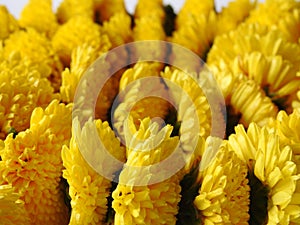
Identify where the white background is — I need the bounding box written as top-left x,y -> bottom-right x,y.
0,0 -> 258,18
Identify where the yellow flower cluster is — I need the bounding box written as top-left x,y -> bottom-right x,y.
0,0 -> 300,225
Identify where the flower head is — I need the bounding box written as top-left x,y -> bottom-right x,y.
0,53 -> 59,139
133,16 -> 166,60
3,28 -> 63,86
230,79 -> 278,127
247,0 -> 300,42
194,137 -> 250,225
171,10 -> 217,59
113,64 -> 170,141
0,100 -> 72,225
112,117 -> 182,225
134,0 -> 165,22
60,42 -> 110,103
228,122 -> 300,224
62,118 -> 125,224
207,23 -> 300,128
208,23 -> 300,100
19,0 -> 58,38
176,0 -> 214,29
266,109 -> 300,223
52,16 -> 109,66
56,0 -> 94,23
102,12 -> 133,48
216,0 -> 256,35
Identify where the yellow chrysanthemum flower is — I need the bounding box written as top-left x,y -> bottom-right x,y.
52,16 -> 109,66
113,62 -> 169,140
171,10 -> 216,60
175,0 -> 214,29
208,23 -> 300,100
230,79 -> 278,127
247,0 -> 300,42
216,0 -> 256,35
228,123 -> 300,224
60,39 -> 111,104
101,12 -> 132,73
0,184 -> 30,225
267,109 -> 300,224
134,0 -> 165,22
233,51 -> 300,99
62,118 -> 125,225
112,117 -> 181,225
0,5 -> 18,40
0,100 -> 72,225
0,52 -> 59,139
102,12 -> 132,48
3,28 -> 63,87
161,67 -> 212,139
94,0 -> 126,22
19,0 -> 58,38
133,16 -> 166,61
208,23 -> 300,130
56,0 -> 94,23
194,137 -> 250,225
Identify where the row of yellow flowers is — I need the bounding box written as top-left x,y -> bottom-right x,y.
0,0 -> 300,224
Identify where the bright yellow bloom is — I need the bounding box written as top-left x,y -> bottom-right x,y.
62,118 -> 125,225
161,67 -> 212,170
0,6 -> 18,40
247,0 -> 300,42
208,23 -> 300,111
228,123 -> 300,224
230,79 -> 278,127
56,0 -> 94,23
19,0 -> 58,38
194,137 -> 250,225
94,0 -> 126,22
176,0 -> 214,29
171,10 -> 217,59
267,109 -> 300,224
162,67 -> 211,137
233,51 -> 300,99
60,39 -> 111,104
102,12 -> 133,48
0,100 -> 72,225
134,0 -> 165,22
133,16 -> 166,60
60,44 -> 100,103
267,109 -> 300,155
52,16 -> 108,66
113,62 -> 169,140
216,0 -> 256,35
112,117 -> 181,225
0,52 -> 59,139
3,28 -> 63,87
101,12 -> 132,73
0,184 -> 30,225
